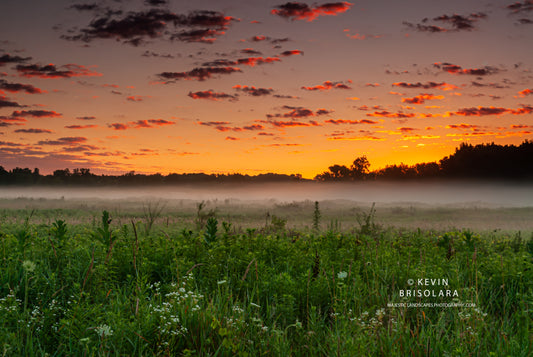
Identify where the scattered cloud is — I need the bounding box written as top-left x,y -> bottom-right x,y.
262,119 -> 322,128
108,123 -> 129,130
446,123 -> 482,130
0,53 -> 31,67
266,106 -> 333,119
76,116 -> 96,120
126,95 -> 149,102
325,119 -> 378,125
144,0 -> 168,6
404,12 -> 487,33
366,111 -> 415,119
471,81 -> 510,89
16,63 -> 102,79
453,105 -> 533,116
62,9 -> 237,45
393,81 -> 458,90
37,136 -> 87,145
0,79 -> 45,94
402,93 -> 444,104
188,90 -> 238,101
271,2 -> 353,22
517,88 -> 533,97
343,29 -> 382,40
507,1 -> 533,14
65,124 -> 98,129
157,66 -> 241,82
233,85 -> 274,96
301,80 -> 352,91
0,95 -> 24,108
141,50 -> 175,59
241,48 -> 262,55
12,110 -> 62,118
433,62 -> 499,76
251,35 -> 268,42
327,135 -> 384,141
14,128 -> 53,134
279,50 -> 304,56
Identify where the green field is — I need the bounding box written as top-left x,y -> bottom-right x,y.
0,198 -> 532,356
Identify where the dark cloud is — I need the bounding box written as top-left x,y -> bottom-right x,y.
0,53 -> 32,67
16,63 -> 102,79
0,96 -> 23,108
62,144 -> 100,152
37,136 -> 87,145
233,85 -> 274,96
108,119 -> 174,130
109,123 -> 129,130
62,9 -> 236,46
325,119 -> 378,125
393,81 -> 458,90
141,50 -> 175,58
157,66 -> 241,82
241,48 -> 262,55
454,105 -> 533,116
0,79 -> 45,94
279,50 -> 304,56
271,37 -> 291,44
258,119 -> 322,128
471,81 -> 510,89
76,116 -> 96,120
517,18 -> 533,24
404,12 -> 487,32
273,94 -> 299,99
69,3 -> 99,12
172,28 -> 225,44
188,90 -> 238,101
144,0 -> 168,6
14,128 -> 53,134
366,111 -> 415,118
197,121 -> 230,126
202,56 -> 281,67
301,80 -> 351,91
65,124 -> 98,129
433,62 -> 499,75
266,106 -> 332,119
507,1 -> 533,14
12,110 -> 62,118
271,2 -> 353,22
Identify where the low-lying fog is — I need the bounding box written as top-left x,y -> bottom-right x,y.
1,181 -> 532,206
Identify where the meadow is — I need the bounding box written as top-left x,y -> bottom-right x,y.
0,195 -> 532,356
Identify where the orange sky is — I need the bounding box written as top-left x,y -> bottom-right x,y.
0,0 -> 532,178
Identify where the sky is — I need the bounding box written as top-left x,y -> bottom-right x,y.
0,0 -> 532,178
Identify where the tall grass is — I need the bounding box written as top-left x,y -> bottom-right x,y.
0,208 -> 531,356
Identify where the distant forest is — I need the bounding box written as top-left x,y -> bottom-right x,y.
1,140 -> 532,185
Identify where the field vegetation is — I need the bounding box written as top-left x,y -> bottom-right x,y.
0,199 -> 532,356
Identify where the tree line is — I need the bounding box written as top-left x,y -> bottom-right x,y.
315,140 -> 533,181
1,140 -> 532,185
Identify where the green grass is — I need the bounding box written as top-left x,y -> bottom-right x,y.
0,204 -> 532,356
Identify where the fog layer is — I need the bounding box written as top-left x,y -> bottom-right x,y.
1,181 -> 532,206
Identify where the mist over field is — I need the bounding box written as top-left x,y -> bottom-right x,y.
0,181 -> 532,206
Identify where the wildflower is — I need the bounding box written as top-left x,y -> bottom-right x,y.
22,260 -> 36,273
94,324 -> 113,337
337,271 -> 348,279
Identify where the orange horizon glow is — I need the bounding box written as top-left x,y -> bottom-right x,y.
0,1 -> 532,179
